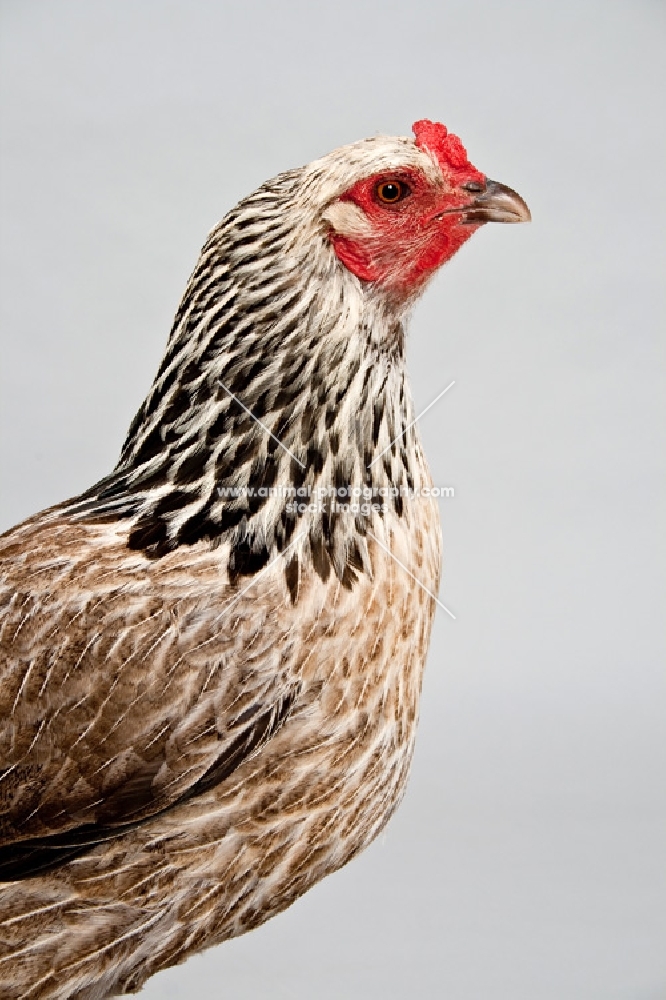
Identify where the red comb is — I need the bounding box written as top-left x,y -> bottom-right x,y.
412,119 -> 472,171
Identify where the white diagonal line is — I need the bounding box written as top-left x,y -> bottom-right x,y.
367,380 -> 455,469
366,529 -> 456,620
214,533 -> 305,626
217,379 -> 306,468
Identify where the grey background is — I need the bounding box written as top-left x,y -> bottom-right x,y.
1,1 -> 664,997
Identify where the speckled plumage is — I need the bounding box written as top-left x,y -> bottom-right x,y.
0,122 -> 528,998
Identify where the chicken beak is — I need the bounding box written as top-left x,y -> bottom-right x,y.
462,179 -> 531,225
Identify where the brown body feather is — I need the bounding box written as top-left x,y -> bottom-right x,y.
0,501 -> 439,998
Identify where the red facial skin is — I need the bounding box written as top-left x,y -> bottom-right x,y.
331,120 -> 487,296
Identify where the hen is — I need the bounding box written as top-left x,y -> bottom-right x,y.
0,119 -> 529,998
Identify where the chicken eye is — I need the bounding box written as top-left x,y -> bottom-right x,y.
376,180 -> 410,204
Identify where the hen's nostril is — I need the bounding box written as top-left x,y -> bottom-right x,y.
461,180 -> 485,193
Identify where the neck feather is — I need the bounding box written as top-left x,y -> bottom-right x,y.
69,169 -> 430,593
